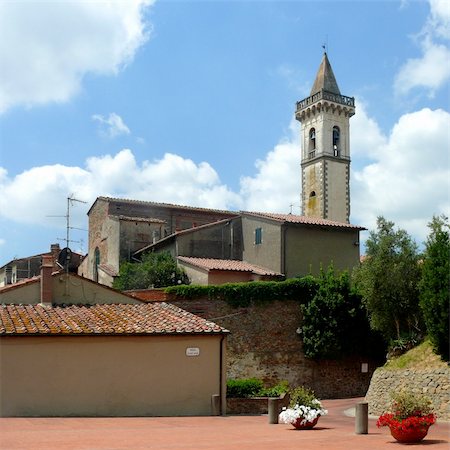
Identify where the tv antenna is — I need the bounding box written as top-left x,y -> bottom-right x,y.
289,203 -> 301,215
47,195 -> 88,248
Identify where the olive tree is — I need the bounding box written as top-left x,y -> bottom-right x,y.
352,217 -> 422,343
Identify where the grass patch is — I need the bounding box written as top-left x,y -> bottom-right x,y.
384,339 -> 447,370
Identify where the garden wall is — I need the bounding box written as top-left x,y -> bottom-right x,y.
366,367 -> 450,420
164,295 -> 378,398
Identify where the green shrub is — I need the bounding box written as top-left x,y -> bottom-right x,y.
226,378 -> 264,398
389,390 -> 433,419
165,277 -> 319,307
259,380 -> 290,397
288,386 -> 319,408
419,215 -> 450,361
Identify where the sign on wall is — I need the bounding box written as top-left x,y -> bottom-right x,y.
186,347 -> 200,357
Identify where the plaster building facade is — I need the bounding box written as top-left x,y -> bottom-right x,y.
240,212 -> 363,277
296,52 -> 355,223
0,256 -> 229,417
177,256 -> 283,285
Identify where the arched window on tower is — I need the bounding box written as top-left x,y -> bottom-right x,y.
309,191 -> 316,198
93,247 -> 100,282
309,128 -> 316,158
333,126 -> 340,157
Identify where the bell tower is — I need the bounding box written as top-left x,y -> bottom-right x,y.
295,53 -> 355,223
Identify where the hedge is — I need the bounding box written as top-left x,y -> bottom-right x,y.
164,277 -> 319,307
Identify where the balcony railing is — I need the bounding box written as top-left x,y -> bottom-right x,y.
297,90 -> 355,111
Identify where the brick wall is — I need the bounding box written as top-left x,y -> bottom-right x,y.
163,294 -> 378,398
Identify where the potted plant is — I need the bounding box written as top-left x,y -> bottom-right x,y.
376,389 -> 436,443
279,386 -> 327,429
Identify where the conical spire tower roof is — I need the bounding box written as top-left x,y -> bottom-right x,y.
310,52 -> 341,96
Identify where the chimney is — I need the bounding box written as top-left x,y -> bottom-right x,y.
50,243 -> 60,270
40,254 -> 54,306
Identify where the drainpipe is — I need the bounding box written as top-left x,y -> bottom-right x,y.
220,335 -> 226,415
40,254 -> 53,307
281,224 -> 286,276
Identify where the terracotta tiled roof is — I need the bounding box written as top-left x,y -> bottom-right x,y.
177,257 -> 282,276
90,196 -> 239,217
0,303 -> 228,336
133,218 -> 235,256
241,211 -> 365,230
98,264 -> 118,277
114,215 -> 166,224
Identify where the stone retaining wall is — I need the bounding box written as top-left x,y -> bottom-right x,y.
365,367 -> 450,420
226,394 -> 290,415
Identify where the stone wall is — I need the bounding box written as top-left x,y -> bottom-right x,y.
365,367 -> 450,420
167,295 -> 378,399
226,393 -> 290,415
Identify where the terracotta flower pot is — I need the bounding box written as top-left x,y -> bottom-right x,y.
389,424 -> 431,443
292,416 -> 320,430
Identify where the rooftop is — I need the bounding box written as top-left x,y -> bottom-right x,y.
177,257 -> 282,276
241,211 -> 366,230
90,196 -> 239,217
310,52 -> 341,96
0,302 -> 228,336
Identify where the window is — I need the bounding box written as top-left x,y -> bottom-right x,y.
309,128 -> 316,149
93,247 -> 100,282
255,227 -> 262,245
309,191 -> 316,197
333,126 -> 340,156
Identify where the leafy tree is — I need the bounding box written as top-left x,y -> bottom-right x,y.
352,217 -> 422,343
113,251 -> 189,290
419,215 -> 450,361
301,266 -> 384,360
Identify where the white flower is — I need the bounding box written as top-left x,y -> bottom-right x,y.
279,403 -> 328,425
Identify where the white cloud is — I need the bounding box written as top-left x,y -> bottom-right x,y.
0,0 -> 154,114
0,149 -> 241,229
394,41 -> 450,97
350,100 -> 387,159
394,0 -> 450,96
0,238 -> 5,246
92,113 -> 131,138
352,108 -> 450,244
0,108 -> 447,251
240,118 -> 301,213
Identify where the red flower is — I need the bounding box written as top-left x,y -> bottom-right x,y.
377,413 -> 436,431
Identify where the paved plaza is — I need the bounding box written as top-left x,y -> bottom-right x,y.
1,398 -> 448,449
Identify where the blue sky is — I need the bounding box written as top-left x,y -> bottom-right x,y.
0,0 -> 449,264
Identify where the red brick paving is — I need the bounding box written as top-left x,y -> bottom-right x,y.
0,398 -> 448,449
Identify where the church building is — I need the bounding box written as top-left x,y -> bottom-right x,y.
79,53 -> 363,286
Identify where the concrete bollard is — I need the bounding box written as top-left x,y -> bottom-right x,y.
268,398 -> 279,424
355,402 -> 368,434
211,394 -> 221,416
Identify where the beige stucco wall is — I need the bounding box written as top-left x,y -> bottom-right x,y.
0,334 -> 226,417
285,225 -> 360,277
178,263 -> 258,286
180,263 -> 209,285
0,274 -> 140,305
241,217 -> 282,274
